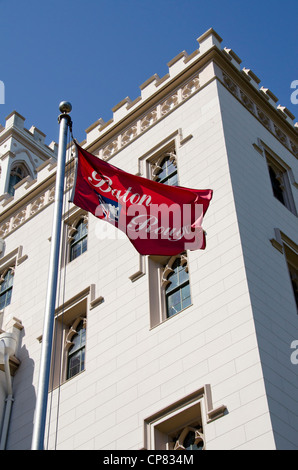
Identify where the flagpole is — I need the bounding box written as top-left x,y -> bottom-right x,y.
31,102 -> 72,450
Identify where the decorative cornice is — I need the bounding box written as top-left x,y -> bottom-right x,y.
0,158 -> 75,238
84,29 -> 296,158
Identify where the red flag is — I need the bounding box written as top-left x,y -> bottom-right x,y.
72,144 -> 213,256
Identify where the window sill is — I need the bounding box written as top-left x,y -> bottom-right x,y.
150,303 -> 193,330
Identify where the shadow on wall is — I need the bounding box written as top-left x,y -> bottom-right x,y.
6,339 -> 36,450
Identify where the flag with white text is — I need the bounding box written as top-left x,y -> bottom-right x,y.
72,143 -> 213,256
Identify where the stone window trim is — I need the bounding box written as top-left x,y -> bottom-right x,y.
6,161 -> 32,196
0,268 -> 14,311
0,245 -> 28,272
163,252 -> 191,319
148,252 -> 192,328
0,245 -> 28,315
61,208 -> 88,267
270,228 -> 298,311
45,284 -> 103,390
145,140 -> 177,182
161,252 -> 188,290
143,384 -> 227,450
65,316 -> 87,380
171,425 -> 205,451
256,140 -> 297,215
65,316 -> 87,353
151,151 -> 178,186
68,216 -> 88,262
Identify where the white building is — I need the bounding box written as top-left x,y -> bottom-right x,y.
0,28 -> 297,450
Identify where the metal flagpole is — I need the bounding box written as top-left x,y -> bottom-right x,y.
31,102 -> 72,450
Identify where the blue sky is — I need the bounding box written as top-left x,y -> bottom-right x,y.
0,0 -> 297,145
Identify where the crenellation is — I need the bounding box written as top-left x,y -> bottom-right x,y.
13,175 -> 34,200
223,48 -> 242,69
0,111 -> 58,160
82,27 -> 297,156
277,104 -> 295,123
140,74 -> 160,100
48,141 -> 58,157
85,118 -> 106,135
112,97 -> 133,122
241,67 -> 261,89
197,27 -> 223,54
5,111 -> 25,130
259,87 -> 279,106
167,51 -> 189,78
85,118 -> 107,144
28,126 -> 46,145
0,194 -> 13,208
84,29 -> 296,155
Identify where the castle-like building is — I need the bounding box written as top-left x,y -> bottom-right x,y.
0,28 -> 297,450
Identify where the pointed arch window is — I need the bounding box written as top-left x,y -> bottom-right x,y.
172,425 -> 205,450
0,268 -> 14,310
162,253 -> 191,318
8,163 -> 29,196
69,217 -> 88,262
66,318 -> 86,380
264,150 -> 297,214
152,152 -> 178,186
268,166 -> 286,205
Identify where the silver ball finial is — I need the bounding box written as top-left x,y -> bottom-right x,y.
59,101 -> 72,114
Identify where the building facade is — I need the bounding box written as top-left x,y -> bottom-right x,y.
0,28 -> 297,450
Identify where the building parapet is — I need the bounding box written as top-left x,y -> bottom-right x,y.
84,28 -> 297,154
0,111 -> 58,159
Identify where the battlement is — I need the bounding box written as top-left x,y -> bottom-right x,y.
85,28 -> 297,149
1,110 -> 58,157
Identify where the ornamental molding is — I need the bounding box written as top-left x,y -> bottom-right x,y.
143,383 -> 227,450
0,161 -> 75,239
85,30 -> 296,158
161,252 -> 188,289
94,73 -> 201,162
221,71 -> 298,158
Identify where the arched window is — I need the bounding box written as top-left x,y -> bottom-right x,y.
163,253 -> 191,318
66,318 -> 86,380
8,164 -> 29,196
0,268 -> 14,310
152,152 -> 178,186
173,425 -> 205,451
69,217 -> 88,262
269,166 -> 285,205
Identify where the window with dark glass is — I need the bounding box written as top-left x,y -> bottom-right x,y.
265,152 -> 296,214
285,245 -> 298,312
155,155 -> 178,186
67,319 -> 86,379
171,424 -> 205,451
288,266 -> 298,311
8,164 -> 29,196
182,430 -> 204,450
269,166 -> 286,205
70,219 -> 88,261
0,269 -> 14,310
165,258 -> 191,317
